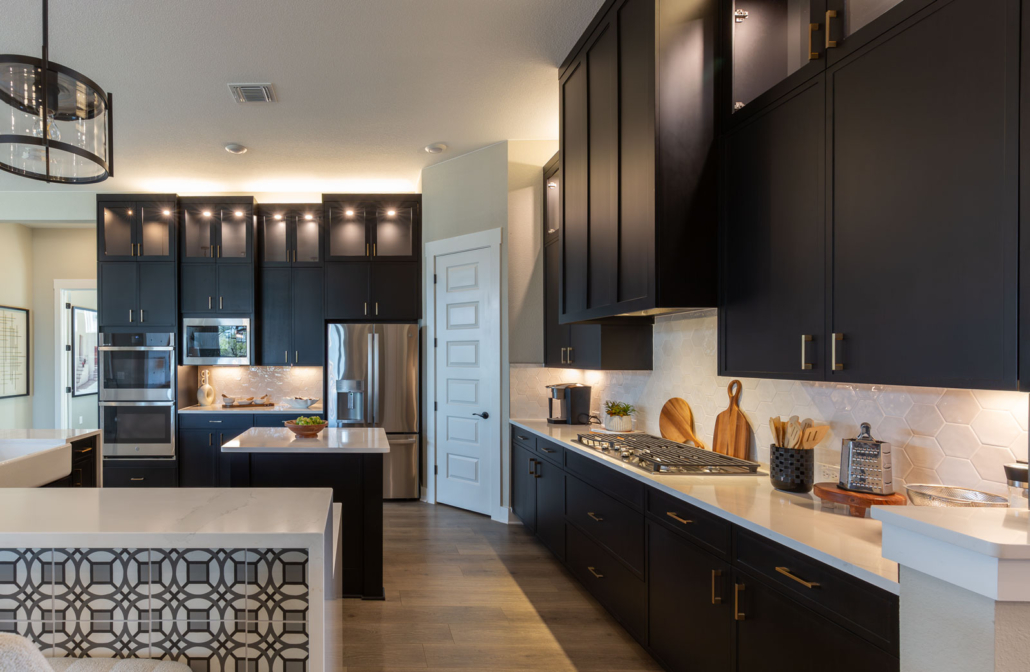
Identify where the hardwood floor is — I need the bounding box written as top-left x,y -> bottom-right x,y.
326,501 -> 662,671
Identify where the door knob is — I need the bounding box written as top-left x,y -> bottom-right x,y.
473,412 -> 489,419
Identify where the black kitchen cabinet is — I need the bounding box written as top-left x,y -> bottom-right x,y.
534,452 -> 565,560
180,198 -> 254,263
99,262 -> 176,328
258,205 -> 323,266
47,438 -> 98,488
259,267 -> 325,365
180,264 -> 254,315
97,196 -> 177,262
719,77 -> 826,380
102,459 -> 178,488
557,0 -> 719,322
511,442 -> 537,533
325,262 -> 371,319
178,428 -> 219,487
648,521 -> 733,672
323,195 -> 421,262
325,262 -> 420,321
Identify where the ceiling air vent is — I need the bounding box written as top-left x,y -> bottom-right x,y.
228,83 -> 277,104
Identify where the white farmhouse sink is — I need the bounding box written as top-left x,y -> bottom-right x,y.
0,439 -> 72,487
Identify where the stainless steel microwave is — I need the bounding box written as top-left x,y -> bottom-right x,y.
182,317 -> 252,365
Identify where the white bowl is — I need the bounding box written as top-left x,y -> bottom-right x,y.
284,397 -> 317,409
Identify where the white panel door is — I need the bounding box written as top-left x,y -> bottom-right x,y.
434,246 -> 498,515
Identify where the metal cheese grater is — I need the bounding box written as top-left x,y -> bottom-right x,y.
838,422 -> 893,495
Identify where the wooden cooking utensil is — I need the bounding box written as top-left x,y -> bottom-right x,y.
786,421 -> 803,449
801,425 -> 830,450
712,380 -> 752,459
660,398 -> 707,449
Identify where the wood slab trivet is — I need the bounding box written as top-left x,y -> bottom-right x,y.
659,397 -> 706,449
712,381 -> 752,460
813,482 -> 907,518
223,402 -> 275,408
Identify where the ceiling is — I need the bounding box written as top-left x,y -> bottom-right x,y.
0,0 -> 603,196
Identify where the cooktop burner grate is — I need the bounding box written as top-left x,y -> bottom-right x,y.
577,433 -> 761,474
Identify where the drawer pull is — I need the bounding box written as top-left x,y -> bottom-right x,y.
775,566 -> 820,589
711,569 -> 722,605
666,511 -> 693,525
209,420 -> 222,423
587,512 -> 604,522
734,583 -> 745,621
587,566 -> 604,579
78,447 -> 93,454
540,446 -> 556,454
130,477 -> 144,482
516,435 -> 530,441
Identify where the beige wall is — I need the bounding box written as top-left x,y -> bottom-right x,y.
32,228 -> 98,429
0,223 -> 34,428
422,141 -> 510,244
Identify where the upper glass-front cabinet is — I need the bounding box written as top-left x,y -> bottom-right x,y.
259,206 -> 323,265
98,199 -> 176,262
324,198 -> 420,262
326,204 -> 368,260
731,0 -> 905,113
182,203 -> 253,263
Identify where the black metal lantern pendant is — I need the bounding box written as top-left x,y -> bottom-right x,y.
0,0 -> 113,183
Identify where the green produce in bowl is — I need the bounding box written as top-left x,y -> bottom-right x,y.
292,416 -> 325,426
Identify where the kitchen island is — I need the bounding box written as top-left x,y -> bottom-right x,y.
0,487 -> 332,670
222,427 -> 389,599
0,428 -> 101,488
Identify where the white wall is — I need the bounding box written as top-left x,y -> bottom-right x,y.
67,289 -> 98,431
0,223 -> 34,428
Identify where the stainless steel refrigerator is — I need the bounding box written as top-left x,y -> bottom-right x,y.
327,323 -> 420,499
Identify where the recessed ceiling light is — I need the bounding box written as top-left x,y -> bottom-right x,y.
424,143 -> 448,154
304,214 -> 313,220
225,143 -> 248,155
202,211 -> 212,217
345,209 -> 354,216
274,214 -> 282,220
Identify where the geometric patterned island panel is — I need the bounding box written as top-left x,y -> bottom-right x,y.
0,548 -> 309,672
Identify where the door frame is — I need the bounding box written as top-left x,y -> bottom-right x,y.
54,279 -> 97,429
424,227 -> 506,522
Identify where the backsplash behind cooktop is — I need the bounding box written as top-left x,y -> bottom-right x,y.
509,310 -> 1028,495
199,366 -> 323,402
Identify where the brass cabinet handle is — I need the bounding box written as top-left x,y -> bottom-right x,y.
219,297 -> 223,310
516,435 -> 530,441
801,334 -> 812,370
734,583 -> 745,620
534,461 -> 542,478
373,243 -> 376,256
711,570 -> 723,604
832,332 -> 844,370
560,347 -> 566,364
567,347 -> 573,363
78,447 -> 93,453
808,22 -> 821,59
366,243 -> 369,256
666,511 -> 692,525
131,477 -> 144,481
208,296 -> 212,310
295,351 -> 298,363
364,302 -> 368,315
285,350 -> 288,364
587,566 -> 604,579
540,446 -> 556,453
825,10 -> 838,48
587,512 -> 604,522
140,309 -> 144,323
529,458 -> 536,475
375,302 -> 379,316
128,310 -> 133,323
775,566 -> 820,589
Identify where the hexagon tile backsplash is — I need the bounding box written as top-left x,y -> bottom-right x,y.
509,310 -> 1028,495
199,366 -> 323,401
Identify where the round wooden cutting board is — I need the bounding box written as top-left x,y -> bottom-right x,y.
659,398 -> 706,449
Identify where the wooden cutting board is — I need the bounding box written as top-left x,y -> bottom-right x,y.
712,380 -> 752,460
659,398 -> 706,449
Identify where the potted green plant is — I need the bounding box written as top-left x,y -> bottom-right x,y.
603,400 -> 636,432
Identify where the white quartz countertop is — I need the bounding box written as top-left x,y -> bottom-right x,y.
0,428 -> 99,441
222,427 -> 390,453
872,506 -> 1030,559
0,488 -> 333,548
512,419 -> 899,593
179,404 -> 324,414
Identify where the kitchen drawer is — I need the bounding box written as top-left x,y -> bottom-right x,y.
252,413 -> 322,428
566,522 -> 646,642
103,461 -> 178,488
564,450 -> 644,510
566,474 -> 644,576
647,487 -> 732,559
178,413 -> 254,429
535,438 -> 564,467
511,427 -> 536,452
734,528 -> 899,655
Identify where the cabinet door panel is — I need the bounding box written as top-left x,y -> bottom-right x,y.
372,205 -> 417,260
98,202 -> 136,261
260,214 -> 290,264
648,522 -> 733,672
219,207 -> 252,262
180,264 -> 216,313
217,266 -> 254,313
295,215 -> 322,264
561,58 -> 589,317
99,263 -> 138,327
292,267 -> 325,365
325,263 -> 370,319
543,241 -> 568,366
511,444 -> 536,532
587,24 -> 618,311
183,206 -> 217,261
535,458 -> 564,561
568,325 -> 602,371
829,0 -> 1017,389
137,263 -> 177,328
178,429 -> 218,487
370,263 -> 420,320
720,78 -> 825,379
138,203 -> 175,260
260,267 -> 292,366
326,204 -> 369,260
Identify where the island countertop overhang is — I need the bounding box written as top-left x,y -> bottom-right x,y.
221,427 -> 391,454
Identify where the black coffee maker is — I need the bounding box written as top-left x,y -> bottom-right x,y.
546,383 -> 592,425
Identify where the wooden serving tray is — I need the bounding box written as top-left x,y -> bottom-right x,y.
222,402 -> 276,408
813,482 -> 907,518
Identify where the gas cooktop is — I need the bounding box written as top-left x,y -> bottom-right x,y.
577,433 -> 761,475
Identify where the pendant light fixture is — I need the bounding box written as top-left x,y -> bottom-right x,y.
0,0 -> 114,183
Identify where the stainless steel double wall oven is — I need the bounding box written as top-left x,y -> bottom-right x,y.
99,332 -> 176,457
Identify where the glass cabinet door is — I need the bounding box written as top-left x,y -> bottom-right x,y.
138,203 -> 175,259
219,207 -> 251,261
327,204 -> 369,259
295,212 -> 322,264
834,0 -> 905,40
100,202 -> 135,259
260,212 -> 289,264
183,206 -> 217,260
372,205 -> 415,259
732,0 -> 825,113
